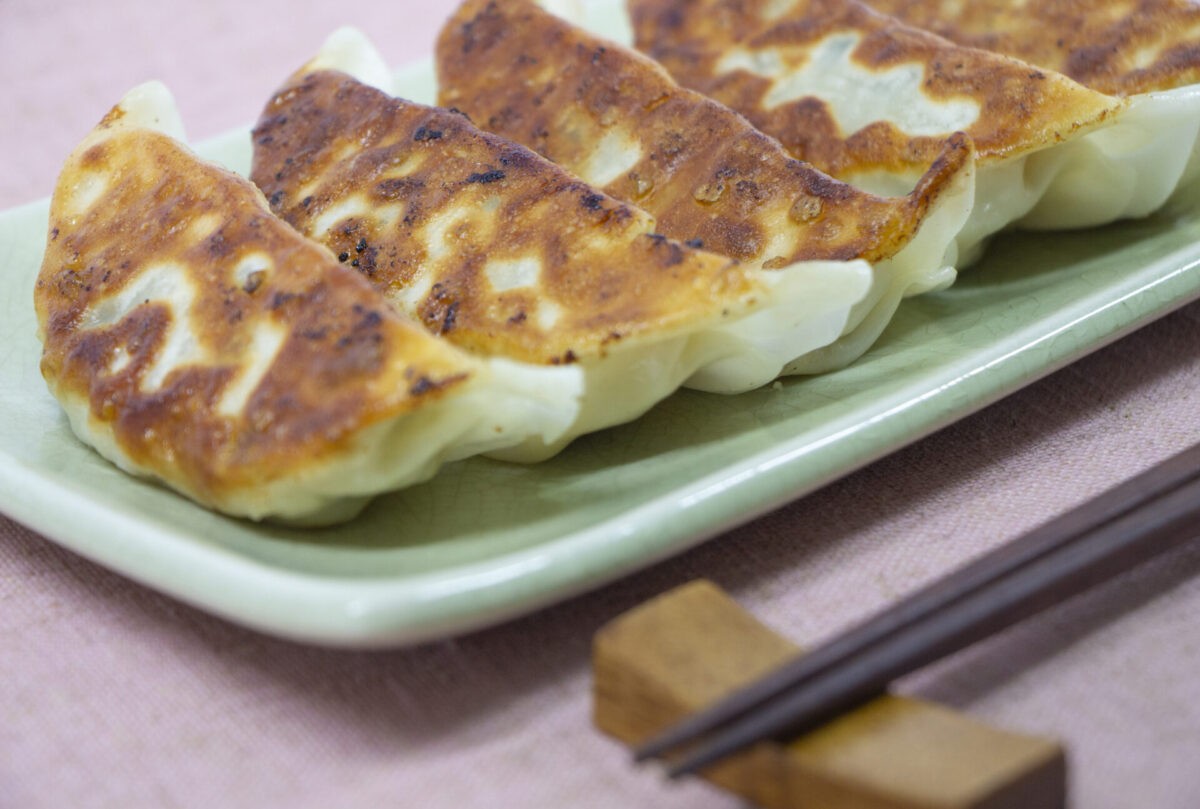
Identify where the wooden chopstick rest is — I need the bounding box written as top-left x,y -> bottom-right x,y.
594,580 -> 1066,809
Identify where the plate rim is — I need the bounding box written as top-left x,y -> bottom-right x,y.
7,46 -> 1200,646
4,196 -> 1198,646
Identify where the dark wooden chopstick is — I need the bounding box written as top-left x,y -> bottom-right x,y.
636,441 -> 1200,763
636,441 -> 1200,777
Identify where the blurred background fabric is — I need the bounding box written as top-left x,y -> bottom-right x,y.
1,2 -> 1198,807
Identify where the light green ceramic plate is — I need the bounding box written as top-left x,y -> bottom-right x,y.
4,54 -> 1200,647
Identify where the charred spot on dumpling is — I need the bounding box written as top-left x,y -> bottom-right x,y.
54,268 -> 90,301
487,106 -> 523,132
374,177 -> 426,201
643,232 -> 686,266
356,247 -> 379,277
658,131 -> 685,157
465,169 -> 506,184
408,375 -> 437,395
268,290 -> 301,310
497,147 -> 535,169
581,192 -> 605,211
734,180 -> 766,203
207,230 -> 235,260
456,0 -> 506,55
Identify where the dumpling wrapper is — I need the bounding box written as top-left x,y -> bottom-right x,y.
35,82 -> 583,524
436,0 -> 976,373
862,0 -> 1200,97
249,32 -> 874,456
624,0 -> 1200,261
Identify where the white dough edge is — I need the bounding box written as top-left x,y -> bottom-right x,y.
787,133 -> 976,375
796,77 -> 1200,264
53,361 -> 584,526
310,30 -> 881,439
562,0 -> 1200,264
512,8 -> 983,373
947,83 -> 1200,262
511,5 -> 982,372
59,74 -> 879,519
488,256 -> 873,463
46,81 -> 586,524
774,56 -> 1200,263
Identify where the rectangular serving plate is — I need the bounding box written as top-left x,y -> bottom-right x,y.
4,53 -> 1200,647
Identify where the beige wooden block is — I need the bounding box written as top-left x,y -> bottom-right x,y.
594,580 -> 1066,809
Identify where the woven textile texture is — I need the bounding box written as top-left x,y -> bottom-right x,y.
2,2 -> 1199,807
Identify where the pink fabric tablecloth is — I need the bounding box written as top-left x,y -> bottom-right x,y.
2,2 -> 1198,807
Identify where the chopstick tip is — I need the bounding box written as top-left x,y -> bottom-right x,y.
632,733 -> 681,763
665,756 -> 705,780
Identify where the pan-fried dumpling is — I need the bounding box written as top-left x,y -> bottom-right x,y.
862,0 -> 1200,97
34,82 -> 583,524
624,0 -> 1200,260
250,36 -> 873,453
436,0 -> 975,373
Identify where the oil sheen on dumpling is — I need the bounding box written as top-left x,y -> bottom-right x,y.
625,0 -> 1200,260
436,0 -> 975,373
250,40 -> 873,454
34,82 -> 582,524
862,0 -> 1200,97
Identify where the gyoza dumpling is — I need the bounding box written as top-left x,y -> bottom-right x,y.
436,0 -> 975,372
249,35 -> 873,455
862,0 -> 1200,97
625,0 -> 1200,261
35,82 -> 583,524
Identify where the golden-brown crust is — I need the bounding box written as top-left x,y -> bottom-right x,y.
865,0 -> 1200,97
630,0 -> 1123,177
436,0 -> 971,268
251,69 -> 764,365
35,121 -> 474,505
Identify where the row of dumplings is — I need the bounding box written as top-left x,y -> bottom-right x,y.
34,0 -> 1200,524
